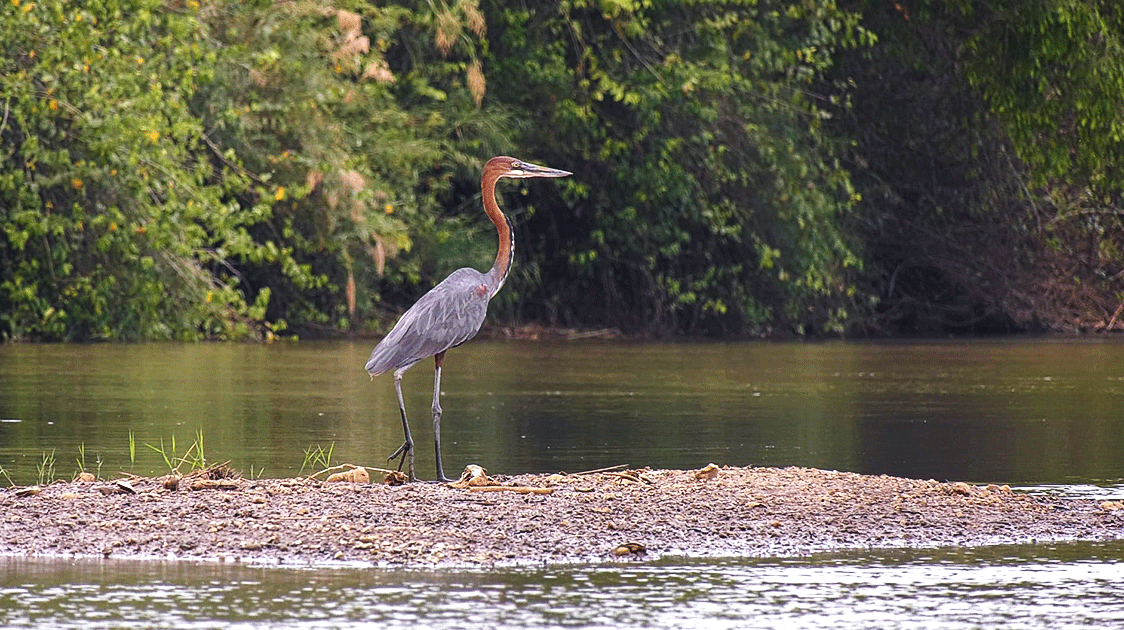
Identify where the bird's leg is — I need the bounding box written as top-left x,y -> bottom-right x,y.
432,351 -> 453,483
387,370 -> 416,482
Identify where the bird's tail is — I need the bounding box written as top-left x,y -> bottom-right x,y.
364,343 -> 396,377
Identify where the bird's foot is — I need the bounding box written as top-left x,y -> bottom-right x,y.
386,440 -> 410,466
386,441 -> 415,482
434,461 -> 453,484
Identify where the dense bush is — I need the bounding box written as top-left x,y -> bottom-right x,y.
833,0 -> 1124,333
2,0 -> 1122,340
0,0 -> 268,340
484,0 -> 872,335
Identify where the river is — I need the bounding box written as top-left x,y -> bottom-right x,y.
1,338 -> 1122,627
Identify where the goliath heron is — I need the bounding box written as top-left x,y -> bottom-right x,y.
365,156 -> 572,482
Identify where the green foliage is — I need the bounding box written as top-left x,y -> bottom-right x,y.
3,0 -> 1121,340
486,0 -> 871,334
833,0 -> 1124,333
369,0 -> 522,319
955,0 -> 1124,190
0,0 -> 279,340
194,1 -> 416,331
193,0 -> 514,333
0,0 -> 510,340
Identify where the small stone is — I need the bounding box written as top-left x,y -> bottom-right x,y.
694,463 -> 720,481
326,466 -> 370,484
94,481 -> 138,496
383,471 -> 408,486
612,542 -> 646,556
950,482 -> 973,495
448,464 -> 492,488
191,479 -> 239,491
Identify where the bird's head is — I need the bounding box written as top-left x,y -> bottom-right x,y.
485,156 -> 572,180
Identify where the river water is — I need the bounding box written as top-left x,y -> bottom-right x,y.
1,338 -> 1123,627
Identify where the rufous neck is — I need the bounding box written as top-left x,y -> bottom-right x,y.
482,170 -> 513,295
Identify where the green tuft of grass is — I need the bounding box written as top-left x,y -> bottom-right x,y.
144,430 -> 209,475
194,428 -> 206,470
145,435 -> 178,472
36,449 -> 56,486
73,443 -> 102,477
299,442 -> 334,475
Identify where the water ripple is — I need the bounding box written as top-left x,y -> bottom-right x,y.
1,542 -> 1123,629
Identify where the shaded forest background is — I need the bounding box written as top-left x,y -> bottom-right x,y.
2,0 -> 1122,341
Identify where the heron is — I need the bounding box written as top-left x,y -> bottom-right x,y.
365,156 -> 572,482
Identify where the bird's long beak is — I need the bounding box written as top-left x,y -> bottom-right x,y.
509,160 -> 572,179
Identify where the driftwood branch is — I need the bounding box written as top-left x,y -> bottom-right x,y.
467,486 -> 554,495
308,463 -> 394,481
567,464 -> 630,476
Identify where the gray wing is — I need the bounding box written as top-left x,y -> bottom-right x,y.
365,268 -> 492,376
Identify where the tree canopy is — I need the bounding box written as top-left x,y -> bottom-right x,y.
2,0 -> 1122,340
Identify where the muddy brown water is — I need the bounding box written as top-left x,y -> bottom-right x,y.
1,338 -> 1123,485
2,338 -> 1124,628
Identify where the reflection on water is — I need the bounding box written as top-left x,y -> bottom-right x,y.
1,542 -> 1123,629
0,338 -> 1123,485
